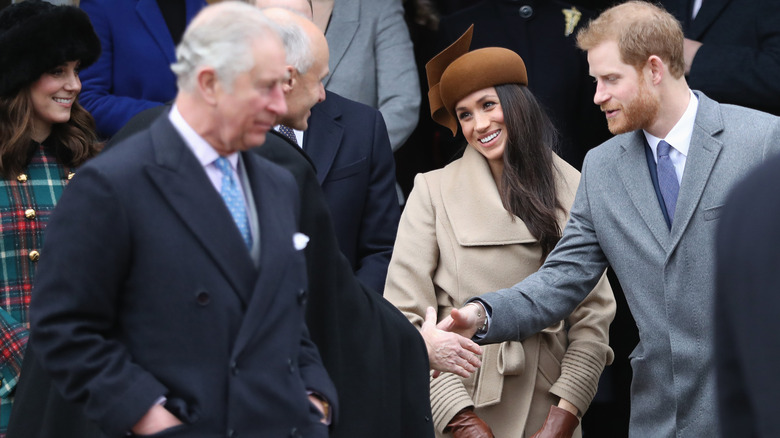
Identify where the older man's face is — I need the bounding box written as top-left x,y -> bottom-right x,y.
211,35 -> 288,154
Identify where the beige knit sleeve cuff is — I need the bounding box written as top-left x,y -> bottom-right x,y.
430,372 -> 474,433
549,344 -> 611,415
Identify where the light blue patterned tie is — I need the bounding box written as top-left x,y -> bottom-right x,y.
657,140 -> 680,226
214,157 -> 252,248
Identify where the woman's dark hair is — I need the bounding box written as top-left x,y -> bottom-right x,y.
495,83 -> 565,259
0,88 -> 101,178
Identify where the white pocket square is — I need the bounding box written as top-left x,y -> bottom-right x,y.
293,232 -> 310,250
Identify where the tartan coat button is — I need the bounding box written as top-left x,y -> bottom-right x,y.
29,250 -> 40,262
25,209 -> 36,219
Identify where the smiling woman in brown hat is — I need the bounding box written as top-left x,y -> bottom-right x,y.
0,1 -> 100,433
384,26 -> 616,438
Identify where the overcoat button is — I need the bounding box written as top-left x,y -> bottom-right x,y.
297,288 -> 306,305
67,171 -> 75,180
17,174 -> 27,182
519,5 -> 533,18
288,358 -> 295,373
25,209 -> 36,219
196,291 -> 210,305
29,250 -> 40,262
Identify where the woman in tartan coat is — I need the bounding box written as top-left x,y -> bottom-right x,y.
0,1 -> 101,435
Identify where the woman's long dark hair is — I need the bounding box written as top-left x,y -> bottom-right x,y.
495,83 -> 565,259
0,88 -> 101,178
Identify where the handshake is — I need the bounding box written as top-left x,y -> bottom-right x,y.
421,303 -> 485,378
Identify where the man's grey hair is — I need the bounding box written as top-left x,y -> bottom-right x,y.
260,9 -> 313,74
171,2 -> 282,92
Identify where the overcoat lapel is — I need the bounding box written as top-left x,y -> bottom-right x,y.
441,147 -> 537,246
323,0 -> 358,87
304,97 -> 344,185
145,117 -> 257,305
669,93 -> 723,250
686,0 -> 731,39
136,0 -> 177,63
617,131 -> 672,250
232,152 -> 298,355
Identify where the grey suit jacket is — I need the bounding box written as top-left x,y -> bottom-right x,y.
323,0 -> 420,151
475,92 -> 780,437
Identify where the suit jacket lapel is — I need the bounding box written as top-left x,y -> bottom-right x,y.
323,0 -> 359,87
687,0 -> 731,39
669,92 -> 723,248
136,0 -> 178,64
303,94 -> 343,185
145,116 -> 257,304
617,131 -> 673,250
232,152 -> 298,354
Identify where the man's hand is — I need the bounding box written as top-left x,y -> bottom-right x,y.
436,302 -> 484,340
421,307 -> 482,378
308,394 -> 329,424
131,403 -> 183,435
683,38 -> 703,75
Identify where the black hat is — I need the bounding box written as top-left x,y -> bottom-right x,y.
0,0 -> 101,97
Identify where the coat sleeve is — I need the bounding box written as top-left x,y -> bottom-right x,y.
353,110 -> 400,293
384,174 -> 473,433
551,272 -> 615,414
373,0 -> 421,151
475,153 -> 611,345
29,166 -> 167,438
79,0 -> 166,137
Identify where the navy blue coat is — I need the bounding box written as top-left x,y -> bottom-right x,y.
303,91 -> 400,293
78,0 -> 206,137
661,0 -> 780,115
28,115 -> 337,438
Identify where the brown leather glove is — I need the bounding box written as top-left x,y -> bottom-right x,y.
446,408 -> 494,438
530,405 -> 580,438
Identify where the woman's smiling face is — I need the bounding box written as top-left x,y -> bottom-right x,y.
455,86 -> 507,166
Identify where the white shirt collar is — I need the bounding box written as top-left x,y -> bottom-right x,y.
643,89 -> 699,158
169,104 -> 239,169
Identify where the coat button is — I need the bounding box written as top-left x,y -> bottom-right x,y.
519,5 -> 533,18
25,209 -> 36,219
227,429 -> 237,437
196,291 -> 210,306
289,427 -> 299,437
230,360 -> 238,376
297,288 -> 306,305
29,250 -> 40,262
67,171 -> 75,180
17,173 -> 27,182
288,358 -> 295,374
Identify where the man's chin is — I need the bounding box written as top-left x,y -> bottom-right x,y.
244,132 -> 268,149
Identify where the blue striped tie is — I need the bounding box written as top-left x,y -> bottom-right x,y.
657,140 -> 680,226
214,157 -> 252,248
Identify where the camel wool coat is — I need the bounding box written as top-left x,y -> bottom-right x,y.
385,147 -> 615,437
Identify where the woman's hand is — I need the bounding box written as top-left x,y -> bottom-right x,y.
530,404 -> 579,438
421,307 -> 482,378
446,408 -> 494,438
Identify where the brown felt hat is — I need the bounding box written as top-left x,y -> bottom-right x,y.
425,25 -> 528,135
